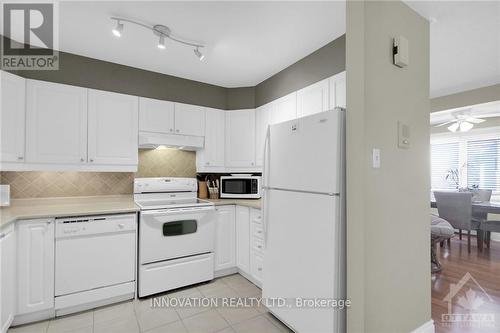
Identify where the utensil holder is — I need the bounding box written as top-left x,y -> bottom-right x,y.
208,187 -> 219,200
198,181 -> 208,199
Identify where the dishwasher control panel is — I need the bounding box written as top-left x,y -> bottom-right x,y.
55,213 -> 136,238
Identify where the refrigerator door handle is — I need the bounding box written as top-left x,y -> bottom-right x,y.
262,126 -> 271,245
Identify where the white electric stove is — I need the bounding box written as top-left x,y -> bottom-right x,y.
134,177 -> 215,297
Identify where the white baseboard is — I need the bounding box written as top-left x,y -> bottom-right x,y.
411,320 -> 434,333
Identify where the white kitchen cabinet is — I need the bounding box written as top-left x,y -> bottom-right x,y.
225,109 -> 256,168
139,97 -> 175,134
249,208 -> 264,285
0,71 -> 26,164
196,108 -> 225,170
296,78 -> 329,118
214,206 -> 236,272
174,103 -> 205,137
270,92 -> 297,125
255,104 -> 272,167
26,80 -> 87,164
17,219 -> 55,316
0,224 -> 16,333
235,206 -> 250,274
329,71 -> 346,109
88,89 -> 138,166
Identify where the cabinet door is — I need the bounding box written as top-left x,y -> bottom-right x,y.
329,71 -> 346,109
214,206 -> 236,271
235,206 -> 250,274
255,104 -> 272,167
88,89 -> 138,165
17,219 -> 54,315
26,80 -> 87,164
0,224 -> 16,332
139,97 -> 175,134
0,71 -> 26,163
271,92 -> 297,125
225,110 -> 256,168
174,103 -> 205,136
296,78 -> 329,118
197,108 -> 225,168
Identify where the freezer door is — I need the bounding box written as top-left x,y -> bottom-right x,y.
262,189 -> 344,333
267,110 -> 342,194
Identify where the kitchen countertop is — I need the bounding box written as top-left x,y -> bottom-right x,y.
205,198 -> 262,209
0,195 -> 139,229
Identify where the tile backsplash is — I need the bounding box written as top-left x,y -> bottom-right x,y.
0,148 -> 196,199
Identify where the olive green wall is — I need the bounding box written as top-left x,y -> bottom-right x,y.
3,35 -> 346,110
431,83 -> 500,113
346,1 -> 431,332
255,35 -> 346,107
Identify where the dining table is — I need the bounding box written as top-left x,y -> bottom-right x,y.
430,199 -> 500,214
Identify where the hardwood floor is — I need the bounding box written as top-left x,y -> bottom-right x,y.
432,235 -> 500,333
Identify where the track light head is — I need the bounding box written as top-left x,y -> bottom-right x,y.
157,35 -> 166,49
194,47 -> 205,61
112,20 -> 123,37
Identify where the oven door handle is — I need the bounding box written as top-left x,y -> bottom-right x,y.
140,206 -> 215,216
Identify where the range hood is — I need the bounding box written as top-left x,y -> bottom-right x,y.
138,132 -> 204,151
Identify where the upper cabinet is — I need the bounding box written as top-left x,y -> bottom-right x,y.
255,104 -> 272,167
88,90 -> 138,166
0,71 -> 26,163
174,103 -> 205,137
26,80 -> 88,164
139,97 -> 175,134
296,77 -> 330,118
271,92 -> 297,125
197,108 -> 225,170
225,109 -> 256,168
329,71 -> 346,109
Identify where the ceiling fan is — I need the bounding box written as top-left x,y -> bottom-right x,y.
433,111 -> 486,132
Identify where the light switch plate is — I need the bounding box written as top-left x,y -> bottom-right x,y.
372,149 -> 381,169
398,121 -> 410,149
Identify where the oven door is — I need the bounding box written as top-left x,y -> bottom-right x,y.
139,206 -> 215,264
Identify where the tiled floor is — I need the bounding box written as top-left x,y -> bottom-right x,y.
8,274 -> 292,333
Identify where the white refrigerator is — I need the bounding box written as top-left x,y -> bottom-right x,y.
262,108 -> 346,333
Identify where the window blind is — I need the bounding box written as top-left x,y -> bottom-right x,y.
431,142 -> 460,189
467,138 -> 500,191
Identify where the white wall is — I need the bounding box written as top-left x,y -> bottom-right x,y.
347,1 -> 431,332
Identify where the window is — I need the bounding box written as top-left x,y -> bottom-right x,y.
431,130 -> 500,193
431,142 -> 460,189
467,139 -> 500,190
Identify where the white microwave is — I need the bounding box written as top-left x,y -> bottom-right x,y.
220,175 -> 261,199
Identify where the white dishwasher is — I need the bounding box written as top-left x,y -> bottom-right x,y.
55,213 -> 136,316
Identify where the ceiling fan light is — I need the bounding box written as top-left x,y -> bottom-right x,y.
459,121 -> 474,132
448,123 -> 459,132
112,20 -> 123,37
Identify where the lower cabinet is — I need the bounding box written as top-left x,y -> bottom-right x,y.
214,206 -> 236,271
1,224 -> 16,333
16,219 -> 55,317
235,206 -> 250,274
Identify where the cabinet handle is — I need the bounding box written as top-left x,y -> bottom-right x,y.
118,223 -> 125,229
170,128 -> 173,132
257,230 -> 262,234
17,156 -> 24,160
258,267 -> 263,271
90,159 -> 94,162
206,162 -> 210,166
251,162 -> 254,166
257,245 -> 262,249
80,158 -> 85,162
0,233 -> 5,239
176,129 -> 180,133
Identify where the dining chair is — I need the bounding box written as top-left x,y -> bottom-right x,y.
472,189 -> 493,248
434,191 -> 480,253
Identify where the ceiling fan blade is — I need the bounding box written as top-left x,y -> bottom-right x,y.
466,117 -> 485,124
434,121 -> 455,127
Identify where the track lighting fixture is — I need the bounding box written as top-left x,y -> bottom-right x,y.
110,17 -> 206,61
157,35 -> 166,50
194,47 -> 205,61
112,20 -> 123,37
